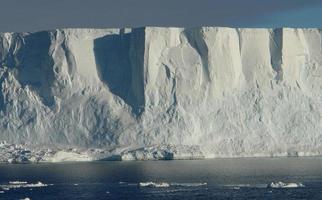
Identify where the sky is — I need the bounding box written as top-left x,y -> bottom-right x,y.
0,0 -> 322,32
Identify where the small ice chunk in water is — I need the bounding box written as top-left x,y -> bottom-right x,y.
267,181 -> 305,188
139,182 -> 170,188
1,181 -> 48,190
25,181 -> 48,188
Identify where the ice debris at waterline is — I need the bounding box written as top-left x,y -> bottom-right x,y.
0,141 -> 203,163
1,27 -> 322,160
267,182 -> 305,188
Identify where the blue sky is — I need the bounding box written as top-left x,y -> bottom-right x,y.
252,5 -> 322,28
0,0 -> 321,32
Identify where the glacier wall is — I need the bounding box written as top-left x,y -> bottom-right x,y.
0,27 -> 322,158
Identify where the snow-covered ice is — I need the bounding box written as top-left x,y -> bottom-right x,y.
0,27 -> 322,161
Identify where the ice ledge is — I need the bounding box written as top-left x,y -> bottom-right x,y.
1,141 -> 321,164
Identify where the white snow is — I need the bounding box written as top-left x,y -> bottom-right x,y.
0,27 -> 322,161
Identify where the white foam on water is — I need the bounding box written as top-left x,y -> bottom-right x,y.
171,182 -> 207,187
223,184 -> 268,189
9,181 -> 28,185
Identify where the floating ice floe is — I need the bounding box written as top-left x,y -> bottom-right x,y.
139,182 -> 170,188
0,181 -> 49,191
25,182 -> 48,188
267,181 -> 305,188
139,182 -> 207,188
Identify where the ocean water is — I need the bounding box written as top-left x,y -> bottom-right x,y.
1,157 -> 322,199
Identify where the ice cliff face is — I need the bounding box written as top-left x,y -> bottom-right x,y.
0,27 -> 322,159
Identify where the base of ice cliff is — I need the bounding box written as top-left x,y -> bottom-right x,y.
0,27 -> 322,162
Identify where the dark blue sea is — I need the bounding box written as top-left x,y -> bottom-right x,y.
1,157 -> 322,199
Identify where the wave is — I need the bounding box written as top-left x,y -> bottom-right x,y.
223,184 -> 267,189
171,182 -> 207,187
9,181 -> 28,185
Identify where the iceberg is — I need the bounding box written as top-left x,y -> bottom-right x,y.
0,27 -> 322,161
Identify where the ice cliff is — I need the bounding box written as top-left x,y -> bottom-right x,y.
0,27 -> 322,161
